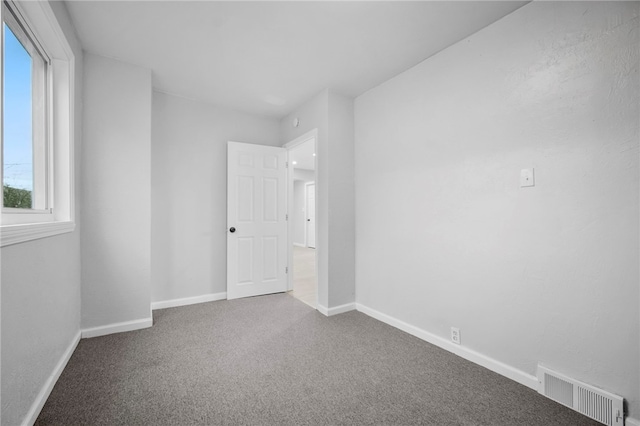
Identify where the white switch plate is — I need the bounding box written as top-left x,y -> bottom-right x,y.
451,327 -> 461,345
520,168 -> 535,187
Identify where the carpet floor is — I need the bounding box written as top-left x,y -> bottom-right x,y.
36,294 -> 599,425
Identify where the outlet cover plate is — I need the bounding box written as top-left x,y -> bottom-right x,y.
520,168 -> 535,187
451,327 -> 461,345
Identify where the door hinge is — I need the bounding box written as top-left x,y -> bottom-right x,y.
286,214 -> 288,221
286,266 -> 288,274
286,161 -> 289,168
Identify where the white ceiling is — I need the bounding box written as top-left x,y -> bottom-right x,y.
64,1 -> 528,119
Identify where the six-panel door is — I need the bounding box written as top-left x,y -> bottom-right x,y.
227,142 -> 288,300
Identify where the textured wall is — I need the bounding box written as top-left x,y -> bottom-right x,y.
327,92 -> 355,307
281,91 -> 330,308
1,2 -> 83,424
151,92 -> 280,302
82,54 -> 152,328
281,90 -> 356,310
355,1 -> 639,417
293,180 -> 307,246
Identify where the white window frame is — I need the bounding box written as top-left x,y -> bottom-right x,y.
0,0 -> 75,246
2,0 -> 50,215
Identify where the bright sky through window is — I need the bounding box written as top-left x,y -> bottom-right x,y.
3,22 -> 33,193
1,0 -> 75,237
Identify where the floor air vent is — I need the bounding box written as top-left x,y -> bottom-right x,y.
537,365 -> 624,426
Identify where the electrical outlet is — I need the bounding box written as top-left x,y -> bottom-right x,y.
451,327 -> 461,345
520,168 -> 535,187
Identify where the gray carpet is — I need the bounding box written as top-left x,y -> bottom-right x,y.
36,294 -> 599,425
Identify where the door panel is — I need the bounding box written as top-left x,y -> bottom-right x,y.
263,178 -> 278,222
237,176 -> 254,222
237,237 -> 254,284
227,142 -> 288,300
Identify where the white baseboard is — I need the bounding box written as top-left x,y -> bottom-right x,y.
151,292 -> 227,310
81,317 -> 153,339
355,303 -> 539,390
627,417 -> 640,426
316,304 -> 329,316
317,302 -> 356,317
22,330 -> 81,426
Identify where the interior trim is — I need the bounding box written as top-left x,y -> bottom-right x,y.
151,292 -> 227,310
356,302 -> 539,390
0,221 -> 75,247
22,330 -> 81,426
81,317 -> 153,339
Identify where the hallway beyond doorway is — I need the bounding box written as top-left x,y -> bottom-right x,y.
288,246 -> 316,308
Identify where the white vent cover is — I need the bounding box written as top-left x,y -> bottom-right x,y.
537,365 -> 624,426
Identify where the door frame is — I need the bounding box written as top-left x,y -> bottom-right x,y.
284,129 -> 318,295
304,181 -> 316,248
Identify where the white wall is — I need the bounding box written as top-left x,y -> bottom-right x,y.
327,92 -> 355,307
82,54 -> 152,329
0,2 -> 83,424
293,180 -> 306,246
292,174 -> 314,247
151,92 -> 280,303
293,168 -> 315,182
281,90 -> 356,310
355,1 -> 639,418
293,169 -> 315,246
281,91 -> 330,308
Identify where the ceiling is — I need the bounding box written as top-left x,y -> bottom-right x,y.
64,1 -> 528,119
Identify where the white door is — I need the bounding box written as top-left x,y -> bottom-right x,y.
227,142 -> 288,300
306,182 -> 316,249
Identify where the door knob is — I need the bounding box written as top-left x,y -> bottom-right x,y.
307,219 -> 310,222
229,227 -> 236,233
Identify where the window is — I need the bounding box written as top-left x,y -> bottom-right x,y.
0,0 -> 75,246
3,1 -> 48,212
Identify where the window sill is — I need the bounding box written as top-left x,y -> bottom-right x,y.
0,221 -> 75,247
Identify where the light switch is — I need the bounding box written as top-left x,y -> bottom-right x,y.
520,168 -> 535,187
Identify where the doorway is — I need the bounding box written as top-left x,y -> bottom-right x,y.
286,134 -> 317,309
